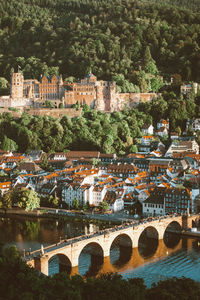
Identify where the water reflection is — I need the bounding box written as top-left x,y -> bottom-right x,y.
138,227 -> 158,259
49,254 -> 71,275
164,232 -> 181,249
78,242 -> 104,276
0,216 -> 103,251
110,245 -> 132,268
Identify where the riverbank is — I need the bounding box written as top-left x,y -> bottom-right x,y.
181,230 -> 200,238
0,207 -> 131,225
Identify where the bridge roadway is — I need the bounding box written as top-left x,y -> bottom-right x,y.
26,214 -> 200,276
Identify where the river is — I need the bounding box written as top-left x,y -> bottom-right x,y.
1,216 -> 200,287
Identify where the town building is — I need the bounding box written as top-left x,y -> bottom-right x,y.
141,124 -> 154,135
143,186 -> 193,216
180,82 -> 198,95
165,140 -> 199,157
186,119 -> 200,132
104,189 -> 124,212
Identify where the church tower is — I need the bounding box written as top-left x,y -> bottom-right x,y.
11,71 -> 24,99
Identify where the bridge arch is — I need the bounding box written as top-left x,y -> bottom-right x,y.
48,253 -> 72,276
164,220 -> 182,234
163,221 -> 182,249
109,233 -> 133,268
138,226 -> 159,258
163,219 -> 182,244
78,241 -> 104,276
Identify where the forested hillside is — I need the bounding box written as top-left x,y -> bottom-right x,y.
0,0 -> 200,84
0,90 -> 200,154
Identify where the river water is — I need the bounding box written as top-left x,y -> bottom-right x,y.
1,216 -> 200,287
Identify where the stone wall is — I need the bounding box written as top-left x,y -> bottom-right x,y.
25,108 -> 82,118
0,107 -> 82,119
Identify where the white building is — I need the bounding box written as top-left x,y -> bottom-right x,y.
165,140 -> 199,157
62,183 -> 93,207
157,119 -> 169,130
142,195 -> 164,216
141,124 -> 154,135
104,189 -> 124,212
92,186 -> 107,206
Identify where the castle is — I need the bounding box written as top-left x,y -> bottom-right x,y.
0,71 -> 157,112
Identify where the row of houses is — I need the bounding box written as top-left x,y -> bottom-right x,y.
0,149 -> 200,215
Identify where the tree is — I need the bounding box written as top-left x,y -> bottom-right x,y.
0,77 -> 8,88
148,277 -> 200,300
150,96 -> 168,126
48,195 -> 59,208
72,197 -> 79,210
72,101 -> 80,110
91,158 -> 101,167
1,135 -> 18,152
99,201 -> 108,212
40,152 -> 49,170
143,46 -> 158,75
0,191 -> 12,213
17,188 -> 40,211
112,74 -> 139,93
45,101 -> 54,108
129,145 -> 138,153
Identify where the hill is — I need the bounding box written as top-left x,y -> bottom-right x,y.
0,0 -> 200,84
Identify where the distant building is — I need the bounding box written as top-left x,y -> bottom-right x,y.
143,186 -> 193,216
141,124 -> 154,135
104,189 -> 124,212
166,140 -> 199,157
157,119 -> 169,130
186,119 -> 200,132
180,82 -> 198,95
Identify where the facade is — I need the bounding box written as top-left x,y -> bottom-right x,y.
106,163 -> 138,179
156,127 -> 168,138
104,189 -> 124,212
141,124 -> 154,135
157,119 -> 169,130
143,195 -> 164,216
0,181 -> 12,196
166,140 -> 199,157
61,183 -> 93,207
143,186 -> 192,216
92,186 -> 107,206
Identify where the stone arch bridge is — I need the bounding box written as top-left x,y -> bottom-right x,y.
26,214 -> 200,276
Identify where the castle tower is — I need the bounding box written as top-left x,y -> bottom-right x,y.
95,85 -> 105,111
11,72 -> 24,99
109,82 -> 117,111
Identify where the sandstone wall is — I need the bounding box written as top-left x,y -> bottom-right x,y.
0,107 -> 82,119
25,108 -> 82,118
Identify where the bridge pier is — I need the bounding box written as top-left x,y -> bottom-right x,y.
71,266 -> 79,276
103,247 -> 110,258
34,255 -> 49,276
